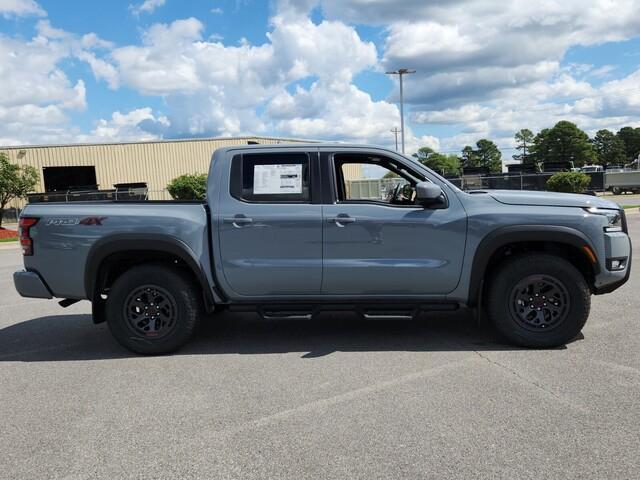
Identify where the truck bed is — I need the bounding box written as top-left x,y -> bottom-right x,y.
20,201 -> 212,300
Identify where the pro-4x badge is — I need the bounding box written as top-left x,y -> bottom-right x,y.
79,216 -> 108,226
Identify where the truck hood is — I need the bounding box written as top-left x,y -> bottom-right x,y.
475,190 -> 620,209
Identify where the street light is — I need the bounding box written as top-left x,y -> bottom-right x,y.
385,68 -> 415,154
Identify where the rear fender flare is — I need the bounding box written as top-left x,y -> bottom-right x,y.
84,233 -> 216,309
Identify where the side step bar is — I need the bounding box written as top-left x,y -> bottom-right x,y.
230,303 -> 459,321
260,309 -> 313,320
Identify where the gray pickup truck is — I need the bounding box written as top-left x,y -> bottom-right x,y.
14,144 -> 632,354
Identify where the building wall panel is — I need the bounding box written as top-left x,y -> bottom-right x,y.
1,136 -> 312,208
1,137 -> 375,209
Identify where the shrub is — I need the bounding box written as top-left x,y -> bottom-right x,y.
167,173 -> 207,200
546,172 -> 591,193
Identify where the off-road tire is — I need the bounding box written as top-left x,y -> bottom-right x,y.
106,264 -> 202,355
486,253 -> 590,348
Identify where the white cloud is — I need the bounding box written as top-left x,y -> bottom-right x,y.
0,19 -> 121,145
80,32 -> 114,50
88,108 -> 170,142
297,1 -> 640,118
75,51 -> 120,89
377,0 -> 640,107
3,0 -> 640,154
105,14 -> 386,141
413,67 -> 640,154
269,78 -> 399,142
129,0 -> 165,16
298,0 -> 640,153
0,0 -> 45,18
404,134 -> 440,156
35,19 -> 69,39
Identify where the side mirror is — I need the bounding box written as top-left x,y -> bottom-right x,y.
415,182 -> 443,205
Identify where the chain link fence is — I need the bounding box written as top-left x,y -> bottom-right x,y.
1,189 -> 173,225
0,171 -> 614,225
346,172 -> 606,200
445,171 -> 605,192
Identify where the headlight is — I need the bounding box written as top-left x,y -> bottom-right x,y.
585,207 -> 623,232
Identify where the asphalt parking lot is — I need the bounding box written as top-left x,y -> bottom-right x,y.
1,216 -> 638,480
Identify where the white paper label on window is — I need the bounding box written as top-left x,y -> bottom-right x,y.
253,164 -> 303,194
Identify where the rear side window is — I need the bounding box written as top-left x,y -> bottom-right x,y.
231,153 -> 311,202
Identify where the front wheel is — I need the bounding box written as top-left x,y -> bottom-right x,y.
486,253 -> 590,348
105,264 -> 202,355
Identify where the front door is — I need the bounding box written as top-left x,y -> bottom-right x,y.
322,152 -> 467,296
218,151 -> 322,296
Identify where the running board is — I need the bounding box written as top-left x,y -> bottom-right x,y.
231,302 -> 459,320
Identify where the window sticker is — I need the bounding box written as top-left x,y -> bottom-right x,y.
253,164 -> 303,194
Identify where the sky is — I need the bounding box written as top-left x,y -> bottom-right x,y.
1,0 -> 639,157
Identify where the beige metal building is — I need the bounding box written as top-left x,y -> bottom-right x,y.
1,136 -> 364,208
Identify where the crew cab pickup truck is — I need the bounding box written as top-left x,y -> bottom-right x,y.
14,144 -> 632,354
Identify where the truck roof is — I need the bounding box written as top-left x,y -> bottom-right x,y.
215,142 -> 402,155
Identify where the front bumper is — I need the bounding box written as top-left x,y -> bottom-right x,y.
13,270 -> 53,299
593,232 -> 632,295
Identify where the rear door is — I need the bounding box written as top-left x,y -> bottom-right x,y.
321,150 -> 467,296
217,150 -> 322,297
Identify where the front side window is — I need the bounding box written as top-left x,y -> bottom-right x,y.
232,153 -> 310,202
334,154 -> 423,206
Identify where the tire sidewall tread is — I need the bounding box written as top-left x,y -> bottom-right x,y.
487,253 -> 591,348
105,264 -> 202,355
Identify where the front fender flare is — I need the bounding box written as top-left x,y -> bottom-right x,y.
467,225 -> 599,307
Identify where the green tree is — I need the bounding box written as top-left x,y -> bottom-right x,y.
592,129 -> 626,168
546,172 -> 591,193
532,121 -> 596,167
460,141 -> 502,172
531,128 -> 550,165
460,145 -> 477,169
426,153 -> 460,176
413,147 -> 460,176
0,153 -> 39,228
474,139 -> 502,172
167,173 -> 207,200
616,126 -> 640,162
412,146 -> 435,163
513,128 -> 534,163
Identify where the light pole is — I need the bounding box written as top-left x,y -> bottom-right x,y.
390,127 -> 400,151
385,68 -> 415,154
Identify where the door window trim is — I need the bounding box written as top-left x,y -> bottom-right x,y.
329,152 -> 435,208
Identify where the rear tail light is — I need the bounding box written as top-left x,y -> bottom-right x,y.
19,217 -> 39,256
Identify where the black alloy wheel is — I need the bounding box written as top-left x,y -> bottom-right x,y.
123,285 -> 178,338
509,274 -> 570,332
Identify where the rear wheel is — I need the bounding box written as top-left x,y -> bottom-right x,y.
106,264 -> 202,354
486,253 -> 590,348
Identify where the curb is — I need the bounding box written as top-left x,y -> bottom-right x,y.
0,242 -> 19,250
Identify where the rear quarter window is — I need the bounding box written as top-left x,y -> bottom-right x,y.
230,153 -> 311,203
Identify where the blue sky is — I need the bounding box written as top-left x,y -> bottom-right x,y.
1,0 -> 639,156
